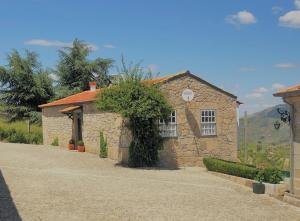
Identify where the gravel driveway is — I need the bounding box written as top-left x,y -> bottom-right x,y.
0,143 -> 300,221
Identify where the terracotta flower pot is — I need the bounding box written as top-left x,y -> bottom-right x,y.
68,144 -> 75,150
77,145 -> 85,152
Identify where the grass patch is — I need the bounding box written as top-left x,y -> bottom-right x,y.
0,117 -> 43,144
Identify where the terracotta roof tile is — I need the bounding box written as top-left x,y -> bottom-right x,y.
38,89 -> 103,108
39,71 -> 238,108
274,84 -> 300,97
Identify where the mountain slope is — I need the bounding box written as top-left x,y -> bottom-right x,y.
239,104 -> 290,145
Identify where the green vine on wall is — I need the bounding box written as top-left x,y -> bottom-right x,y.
96,62 -> 172,167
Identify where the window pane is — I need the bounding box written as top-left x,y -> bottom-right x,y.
159,111 -> 177,137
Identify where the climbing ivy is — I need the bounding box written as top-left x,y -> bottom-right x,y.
96,64 -> 172,167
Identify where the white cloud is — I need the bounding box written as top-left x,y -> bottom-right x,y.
25,39 -> 98,51
272,6 -> 283,15
103,44 -> 116,49
254,87 -> 268,93
272,83 -> 285,91
239,67 -> 256,72
245,87 -> 268,99
225,11 -> 257,26
279,10 -> 300,28
245,92 -> 264,99
295,0 -> 300,9
274,63 -> 296,69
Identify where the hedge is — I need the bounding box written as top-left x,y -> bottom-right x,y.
203,157 -> 259,179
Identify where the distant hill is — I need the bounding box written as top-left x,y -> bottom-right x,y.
239,104 -> 290,145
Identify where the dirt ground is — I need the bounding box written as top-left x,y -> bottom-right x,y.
0,143 -> 300,221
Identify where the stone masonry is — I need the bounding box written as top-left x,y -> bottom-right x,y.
41,72 -> 238,168
158,75 -> 237,167
285,96 -> 300,197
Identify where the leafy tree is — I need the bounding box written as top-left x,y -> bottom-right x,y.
57,38 -> 113,91
0,49 -> 54,121
96,61 -> 172,167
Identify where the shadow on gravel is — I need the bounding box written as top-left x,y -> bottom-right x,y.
0,170 -> 22,221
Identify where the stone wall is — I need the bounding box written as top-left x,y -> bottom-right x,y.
158,75 -> 238,167
285,96 -> 300,197
41,102 -> 131,162
82,103 -> 131,161
42,105 -> 73,147
41,74 -> 238,167
292,98 -> 300,196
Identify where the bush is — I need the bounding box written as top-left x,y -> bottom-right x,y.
255,168 -> 283,184
0,127 -> 8,140
78,140 -> 84,146
51,137 -> 59,146
7,130 -> 28,143
96,63 -> 172,167
203,157 -> 259,179
99,130 -> 108,158
0,119 -> 43,144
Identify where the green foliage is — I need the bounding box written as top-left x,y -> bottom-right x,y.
255,168 -> 283,184
51,137 -> 59,146
77,140 -> 84,146
99,130 -> 108,158
97,60 -> 172,167
51,85 -> 81,101
239,104 -> 290,144
238,143 -> 290,170
203,157 -> 259,180
0,49 -> 54,121
0,118 -> 42,144
69,139 -> 74,144
56,38 -> 114,91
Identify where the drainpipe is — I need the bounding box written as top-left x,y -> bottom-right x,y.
284,98 -> 295,194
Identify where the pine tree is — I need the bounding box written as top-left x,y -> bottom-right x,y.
0,49 -> 54,121
56,38 -> 113,91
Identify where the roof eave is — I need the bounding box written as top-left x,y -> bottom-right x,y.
273,90 -> 300,98
159,70 -> 238,100
38,99 -> 95,109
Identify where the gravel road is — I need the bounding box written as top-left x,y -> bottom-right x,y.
0,143 -> 299,221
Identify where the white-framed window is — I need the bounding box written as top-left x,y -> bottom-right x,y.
201,110 -> 217,136
159,111 -> 177,137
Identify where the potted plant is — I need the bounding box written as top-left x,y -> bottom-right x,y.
253,170 -> 265,194
77,140 -> 85,152
68,139 -> 75,150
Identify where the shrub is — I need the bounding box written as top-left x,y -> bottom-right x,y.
99,130 -> 108,158
203,157 -> 259,179
51,137 -> 59,146
69,139 -> 74,144
7,130 -> 28,143
96,62 -> 172,167
27,133 -> 43,144
78,140 -> 84,146
255,168 -> 283,184
0,127 -> 7,140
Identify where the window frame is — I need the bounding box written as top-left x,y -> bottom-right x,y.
200,109 -> 217,136
159,110 -> 177,138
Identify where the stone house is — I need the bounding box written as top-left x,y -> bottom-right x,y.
274,84 -> 300,198
39,71 -> 240,167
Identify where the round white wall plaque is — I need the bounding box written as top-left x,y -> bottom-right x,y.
182,89 -> 194,102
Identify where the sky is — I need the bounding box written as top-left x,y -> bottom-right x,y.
0,0 -> 299,114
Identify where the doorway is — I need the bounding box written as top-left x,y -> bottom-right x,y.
73,111 -> 83,148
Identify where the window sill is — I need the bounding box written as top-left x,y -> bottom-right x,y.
201,135 -> 217,138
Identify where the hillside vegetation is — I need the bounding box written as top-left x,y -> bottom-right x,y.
239,104 -> 290,145
238,104 -> 291,170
